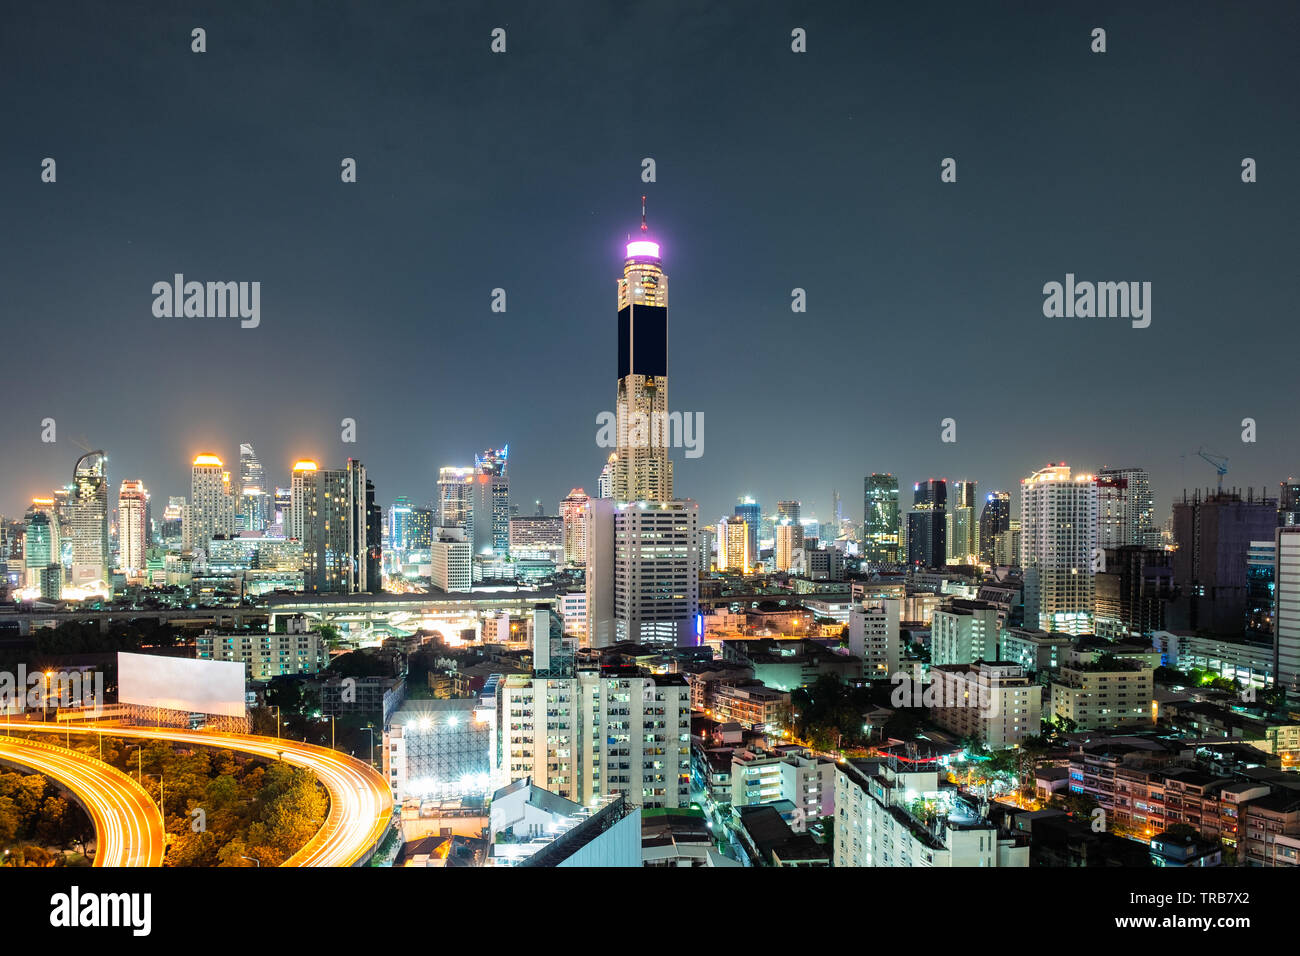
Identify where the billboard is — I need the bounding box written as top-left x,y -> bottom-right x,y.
117,652 -> 246,719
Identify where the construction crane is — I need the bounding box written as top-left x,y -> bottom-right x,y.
1197,447 -> 1229,494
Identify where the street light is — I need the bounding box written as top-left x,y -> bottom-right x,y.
364,725 -> 376,766
239,855 -> 261,867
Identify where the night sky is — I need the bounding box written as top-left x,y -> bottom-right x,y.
2,1 -> 1296,529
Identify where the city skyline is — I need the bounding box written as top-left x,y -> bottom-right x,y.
2,2 -> 1297,525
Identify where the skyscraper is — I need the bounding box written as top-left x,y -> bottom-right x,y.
117,479 -> 148,579
22,503 -> 56,589
185,453 -> 234,555
775,521 -> 803,572
597,453 -> 615,500
734,497 -> 760,564
586,498 -> 700,649
1020,463 -> 1098,635
1097,467 -> 1157,548
717,516 -> 750,573
237,442 -> 263,496
1274,527 -> 1300,696
69,450 -> 110,585
560,488 -> 590,566
979,491 -> 1011,566
289,459 -> 318,542
472,446 -> 510,555
907,479 -> 947,568
863,474 -> 900,564
301,459 -> 376,593
437,466 -> 474,535
388,496 -> 414,551
947,480 -> 978,564
613,201 -> 672,502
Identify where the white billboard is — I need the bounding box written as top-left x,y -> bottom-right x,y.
117,652 -> 246,719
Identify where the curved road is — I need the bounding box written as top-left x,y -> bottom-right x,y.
8,723 -> 391,867
0,734 -> 165,867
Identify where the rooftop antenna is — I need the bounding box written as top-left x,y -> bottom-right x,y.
640,195 -> 647,232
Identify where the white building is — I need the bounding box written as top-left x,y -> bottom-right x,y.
487,669 -> 691,810
1021,463 -> 1098,635
196,626 -> 325,680
927,661 -> 1041,748
1277,527 -> 1300,698
117,480 -> 148,579
585,498 -> 700,649
930,601 -> 1000,665
185,453 -> 235,552
559,591 -> 588,643
847,598 -> 901,680
1049,661 -> 1154,730
834,757 -> 1028,867
431,527 -> 472,593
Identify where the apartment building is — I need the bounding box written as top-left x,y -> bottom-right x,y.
196,627 -> 325,681
927,661 -> 1041,748
1050,661 -> 1154,730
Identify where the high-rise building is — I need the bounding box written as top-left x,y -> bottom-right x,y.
117,480 -> 148,579
1279,478 -> 1300,527
471,447 -> 510,555
775,521 -> 803,572
978,492 -> 1011,565
22,504 -> 56,590
185,453 -> 235,554
906,479 -> 947,568
777,500 -> 801,526
1170,489 -> 1278,634
1020,463 -> 1098,635
437,466 -> 474,535
237,442 -> 263,495
68,451 -> 110,586
431,527 -> 472,593
560,489 -> 590,566
717,516 -> 750,573
388,496 -> 414,551
612,203 -> 673,502
594,454 -> 614,501
734,497 -> 760,563
1094,546 -> 1174,640
289,460 -> 317,542
1097,467 -> 1157,548
301,460 -> 376,593
866,473 -> 903,560
509,515 -> 564,562
863,476 -> 904,564
585,499 -> 700,649
26,497 -> 60,572
273,487 -> 291,536
1274,527 -> 1300,697
946,480 -> 977,564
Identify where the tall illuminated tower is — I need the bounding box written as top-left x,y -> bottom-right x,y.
69,450 -> 110,585
289,459 -> 318,542
186,453 -> 235,553
117,479 -> 148,578
613,198 -> 672,502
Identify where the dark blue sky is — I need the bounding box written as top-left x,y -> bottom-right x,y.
2,0 -> 1296,528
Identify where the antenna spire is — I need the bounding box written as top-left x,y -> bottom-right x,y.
640,195 -> 647,232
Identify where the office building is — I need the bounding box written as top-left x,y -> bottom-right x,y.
1021,464 -> 1098,635
863,474 -> 900,564
597,453 -> 615,500
585,498 -> 700,649
907,479 -> 947,568
431,527 -> 472,593
471,447 -> 510,555
69,450 -> 110,585
437,465 -> 475,537
979,491 -> 1011,566
1094,546 -> 1175,639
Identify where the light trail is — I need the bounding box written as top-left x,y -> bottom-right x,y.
7,723 -> 392,867
0,734 -> 165,867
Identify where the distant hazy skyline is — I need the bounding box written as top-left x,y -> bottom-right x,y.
2,1 -> 1296,528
